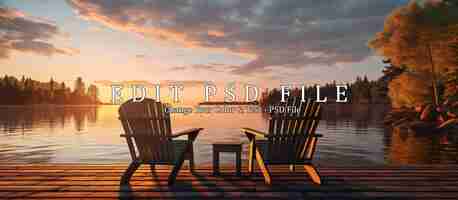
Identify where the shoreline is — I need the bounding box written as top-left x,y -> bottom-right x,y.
385,109 -> 458,134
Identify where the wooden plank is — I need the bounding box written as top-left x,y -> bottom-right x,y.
0,185 -> 457,192
0,180 -> 457,188
1,171 -> 458,178
1,191 -> 457,199
0,164 -> 457,199
1,177 -> 457,186
0,164 -> 457,169
4,165 -> 456,174
2,172 -> 458,179
1,169 -> 458,176
1,168 -> 458,174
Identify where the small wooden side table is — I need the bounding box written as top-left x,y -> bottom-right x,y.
212,143 -> 242,176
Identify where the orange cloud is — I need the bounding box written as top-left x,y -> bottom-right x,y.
67,0 -> 404,76
207,30 -> 225,37
68,0 -> 256,60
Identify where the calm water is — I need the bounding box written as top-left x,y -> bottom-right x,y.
0,105 -> 456,166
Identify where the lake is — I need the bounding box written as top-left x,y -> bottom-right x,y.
0,105 -> 456,166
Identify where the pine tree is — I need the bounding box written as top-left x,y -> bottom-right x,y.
49,78 -> 55,103
87,84 -> 98,103
74,77 -> 85,97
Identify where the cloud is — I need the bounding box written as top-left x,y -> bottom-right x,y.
67,0 -> 404,75
135,54 -> 146,59
169,63 -> 240,73
94,79 -> 207,87
0,6 -> 77,59
170,66 -> 187,71
192,64 -> 224,72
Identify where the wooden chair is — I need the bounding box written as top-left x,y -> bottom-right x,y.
118,98 -> 203,185
242,98 -> 323,185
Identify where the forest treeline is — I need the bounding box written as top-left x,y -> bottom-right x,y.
0,75 -> 100,105
260,74 -> 389,106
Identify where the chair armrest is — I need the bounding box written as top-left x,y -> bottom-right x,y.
241,128 -> 268,138
171,128 -> 203,138
120,132 -> 154,138
120,128 -> 203,139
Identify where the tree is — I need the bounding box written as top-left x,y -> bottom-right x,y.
369,1 -> 458,108
388,72 -> 432,108
54,82 -> 67,104
49,78 -> 55,102
20,76 -> 26,91
74,77 -> 86,97
72,77 -> 86,104
87,84 -> 98,103
370,1 -> 457,74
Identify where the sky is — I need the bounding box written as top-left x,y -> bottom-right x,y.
0,0 -> 411,88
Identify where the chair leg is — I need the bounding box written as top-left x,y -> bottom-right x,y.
120,161 -> 141,185
236,150 -> 242,176
289,164 -> 296,172
169,142 -> 192,185
247,138 -> 255,174
304,164 -> 321,185
188,149 -> 195,172
255,147 -> 271,184
149,164 -> 159,180
213,150 -> 220,176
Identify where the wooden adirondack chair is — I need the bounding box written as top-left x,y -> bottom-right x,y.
242,98 -> 323,185
118,98 -> 203,185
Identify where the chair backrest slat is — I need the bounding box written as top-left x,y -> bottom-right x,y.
119,98 -> 175,163
266,98 -> 322,162
159,102 -> 174,161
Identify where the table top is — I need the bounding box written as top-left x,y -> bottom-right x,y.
213,143 -> 242,152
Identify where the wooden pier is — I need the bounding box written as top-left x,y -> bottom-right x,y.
0,164 -> 457,199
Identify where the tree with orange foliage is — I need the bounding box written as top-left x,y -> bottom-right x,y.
370,0 -> 458,128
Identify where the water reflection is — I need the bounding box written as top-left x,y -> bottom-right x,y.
0,105 -> 456,165
322,104 -> 387,130
0,106 -> 98,134
388,128 -> 457,164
